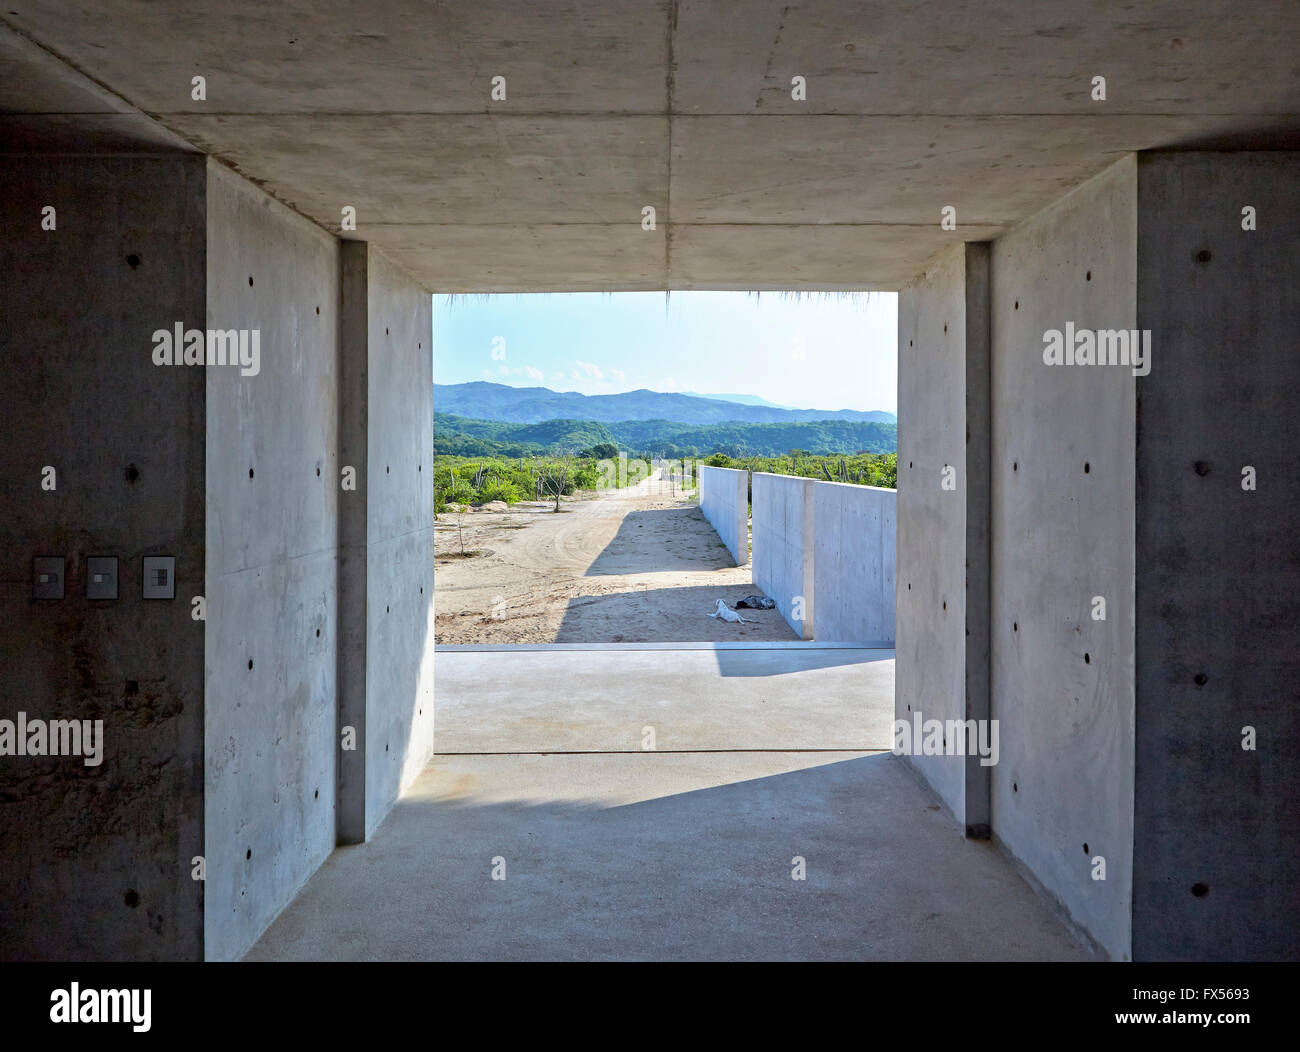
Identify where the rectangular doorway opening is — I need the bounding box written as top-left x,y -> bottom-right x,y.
432,290 -> 897,754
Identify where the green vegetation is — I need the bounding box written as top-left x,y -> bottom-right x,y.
703,451 -> 897,489
434,448 -> 894,512
435,411 -> 896,459
435,454 -> 609,514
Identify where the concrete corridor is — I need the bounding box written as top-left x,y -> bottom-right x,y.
248,649 -> 1095,961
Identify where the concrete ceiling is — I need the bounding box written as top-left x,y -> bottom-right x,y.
2,1 -> 1297,291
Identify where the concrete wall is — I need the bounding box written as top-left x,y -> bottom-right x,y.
895,242 -> 990,828
0,154 -> 208,961
1132,152 -> 1300,961
813,482 -> 896,644
751,473 -> 814,639
698,464 -> 748,566
361,247 -> 435,837
989,157 -> 1137,960
203,160 -> 341,962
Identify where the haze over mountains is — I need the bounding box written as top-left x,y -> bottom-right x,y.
435,381 -> 896,426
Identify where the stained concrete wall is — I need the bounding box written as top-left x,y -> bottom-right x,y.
813,482 -> 897,644
989,157 -> 1137,960
0,154 -> 207,960
895,242 -> 990,828
699,465 -> 748,566
751,473 -> 814,639
203,160 -> 341,962
1132,152 -> 1300,961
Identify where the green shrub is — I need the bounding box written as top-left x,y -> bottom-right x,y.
478,479 -> 520,504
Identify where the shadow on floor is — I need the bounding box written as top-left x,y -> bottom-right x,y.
247,752 -> 1096,962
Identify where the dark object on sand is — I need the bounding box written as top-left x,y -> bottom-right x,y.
735,595 -> 775,609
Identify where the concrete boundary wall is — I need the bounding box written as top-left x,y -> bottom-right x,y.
751,473 -> 814,639
813,482 -> 897,644
698,465 -> 748,566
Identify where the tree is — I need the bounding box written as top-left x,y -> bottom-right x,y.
539,450 -> 574,512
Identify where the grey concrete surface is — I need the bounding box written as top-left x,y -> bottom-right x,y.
896,244 -> 979,827
361,246 -> 436,837
698,464 -> 748,566
203,160 -> 343,963
245,751 -> 1096,961
989,157 -> 1137,961
0,155 -> 208,961
434,647 -> 894,752
751,472 -> 815,639
4,5 -> 1298,289
1132,152 -> 1300,961
812,481 -> 896,645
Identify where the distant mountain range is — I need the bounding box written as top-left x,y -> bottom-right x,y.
681,391 -> 795,410
434,381 -> 895,426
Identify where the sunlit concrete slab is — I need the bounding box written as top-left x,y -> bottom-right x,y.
434,646 -> 894,751
246,751 -> 1096,961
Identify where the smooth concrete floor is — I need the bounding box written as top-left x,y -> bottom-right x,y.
248,751 -> 1096,961
433,646 -> 895,752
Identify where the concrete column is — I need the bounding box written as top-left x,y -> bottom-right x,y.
203,160 -> 342,961
336,242 -> 369,845
896,241 -> 991,837
338,240 -> 436,842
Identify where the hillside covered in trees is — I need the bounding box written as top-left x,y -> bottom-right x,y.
435,412 -> 896,459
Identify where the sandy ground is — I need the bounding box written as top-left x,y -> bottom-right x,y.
433,476 -> 796,644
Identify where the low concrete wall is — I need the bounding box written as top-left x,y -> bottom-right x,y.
813,481 -> 896,644
698,465 -> 748,565
751,473 -> 814,639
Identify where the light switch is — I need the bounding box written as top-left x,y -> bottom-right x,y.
87,557 -> 118,600
33,557 -> 64,599
142,556 -> 175,600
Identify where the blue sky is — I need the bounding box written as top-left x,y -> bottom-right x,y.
432,291 -> 897,413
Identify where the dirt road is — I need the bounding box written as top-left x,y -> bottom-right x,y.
433,481 -> 795,645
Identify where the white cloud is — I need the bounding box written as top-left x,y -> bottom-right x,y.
524,365 -> 543,381
609,367 -> 627,383
572,360 -> 605,381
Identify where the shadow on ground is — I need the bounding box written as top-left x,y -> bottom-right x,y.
246,752 -> 1096,962
554,582 -> 798,643
584,506 -> 734,576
